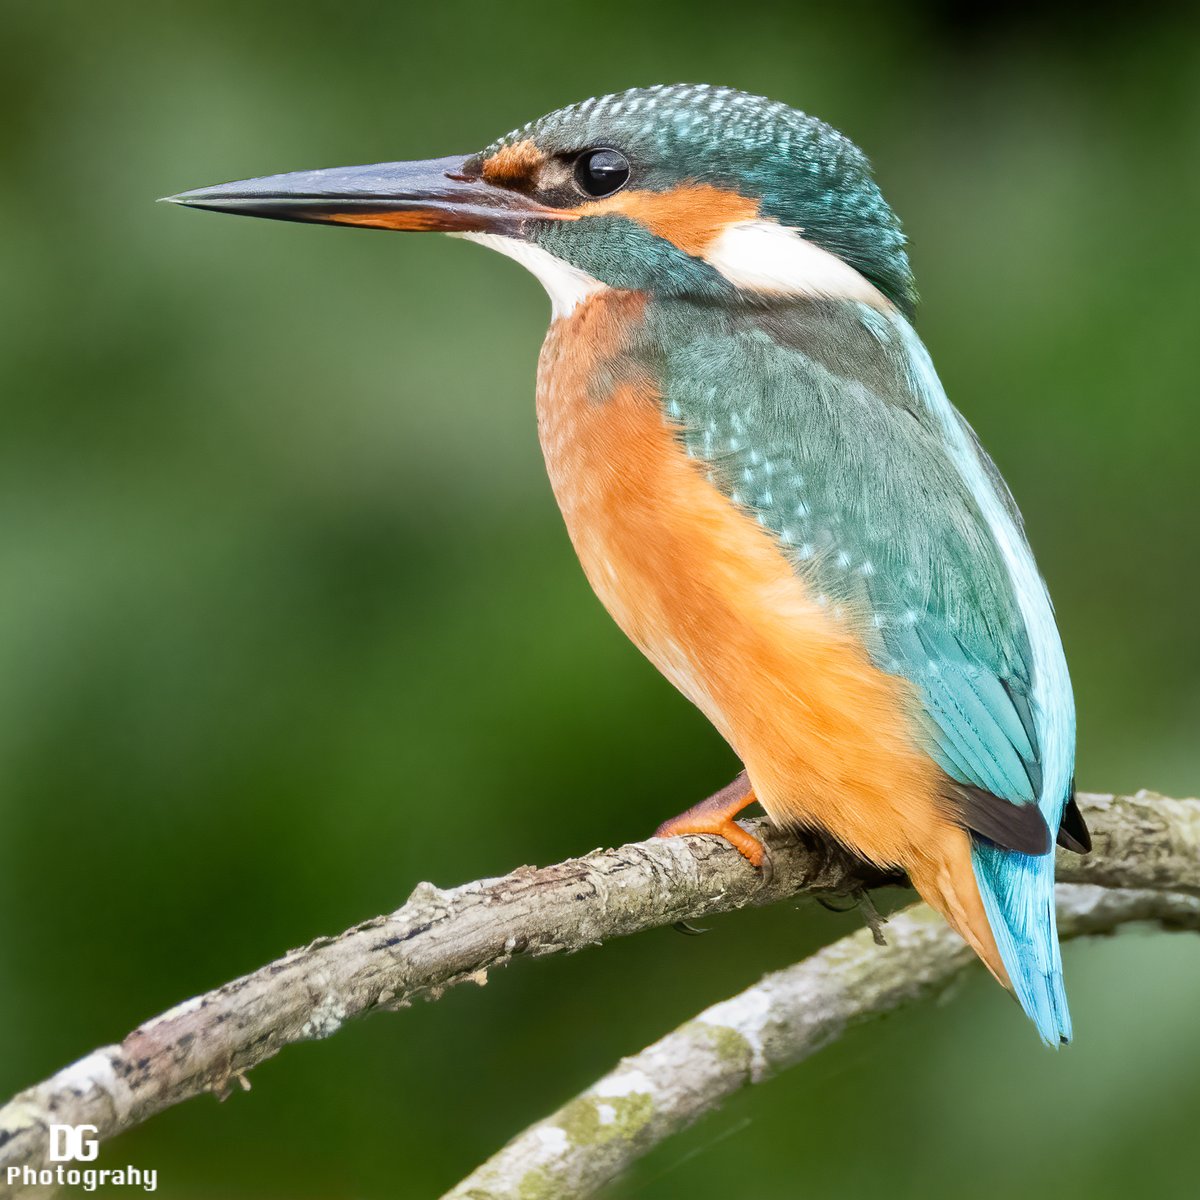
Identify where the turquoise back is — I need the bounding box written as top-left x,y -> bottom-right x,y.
614,295 -> 1053,820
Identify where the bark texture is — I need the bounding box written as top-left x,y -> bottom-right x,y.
0,789 -> 1193,1188
441,885 -> 1200,1200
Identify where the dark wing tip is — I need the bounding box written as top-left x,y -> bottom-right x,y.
943,780 -> 1052,855
1056,795 -> 1092,854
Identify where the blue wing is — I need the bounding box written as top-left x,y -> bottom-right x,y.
653,298 -> 1049,849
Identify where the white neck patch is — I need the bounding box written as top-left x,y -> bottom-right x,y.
455,232 -> 607,320
704,219 -> 890,308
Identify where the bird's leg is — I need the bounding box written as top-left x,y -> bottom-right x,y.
654,770 -> 764,867
855,888 -> 889,946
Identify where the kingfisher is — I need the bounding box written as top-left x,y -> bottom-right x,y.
167,83 -> 1090,1045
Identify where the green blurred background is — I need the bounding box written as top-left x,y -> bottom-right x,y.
3,1 -> 1199,1196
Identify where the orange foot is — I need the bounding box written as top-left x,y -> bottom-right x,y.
654,771 -> 765,867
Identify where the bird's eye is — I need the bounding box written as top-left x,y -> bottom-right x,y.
573,148 -> 630,198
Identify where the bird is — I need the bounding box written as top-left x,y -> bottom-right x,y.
166,83 -> 1089,1045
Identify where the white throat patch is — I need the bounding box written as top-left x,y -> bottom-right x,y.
704,219 -> 890,308
455,232 -> 607,320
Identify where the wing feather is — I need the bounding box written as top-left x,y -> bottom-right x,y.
655,299 -> 1048,850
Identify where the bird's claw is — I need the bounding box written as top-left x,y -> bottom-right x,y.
816,888 -> 888,945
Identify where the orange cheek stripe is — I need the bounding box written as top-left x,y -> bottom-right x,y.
573,184 -> 758,256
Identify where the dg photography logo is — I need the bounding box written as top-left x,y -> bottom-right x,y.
5,1125 -> 158,1193
50,1125 -> 98,1162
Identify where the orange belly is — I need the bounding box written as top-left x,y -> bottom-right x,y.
538,292 -> 955,870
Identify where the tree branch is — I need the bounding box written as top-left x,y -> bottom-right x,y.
441,884 -> 1200,1200
0,789 -> 1193,1180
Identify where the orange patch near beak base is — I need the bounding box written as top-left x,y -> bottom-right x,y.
480,139 -> 547,188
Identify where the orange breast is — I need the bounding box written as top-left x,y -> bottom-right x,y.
536,292 -> 954,876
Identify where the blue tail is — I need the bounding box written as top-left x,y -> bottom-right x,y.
971,840 -> 1071,1046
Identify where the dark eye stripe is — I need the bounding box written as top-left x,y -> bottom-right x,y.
574,148 -> 630,198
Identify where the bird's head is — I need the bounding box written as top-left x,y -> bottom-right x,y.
167,84 -> 915,317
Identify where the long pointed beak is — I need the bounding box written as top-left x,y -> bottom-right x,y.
161,155 -> 569,234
